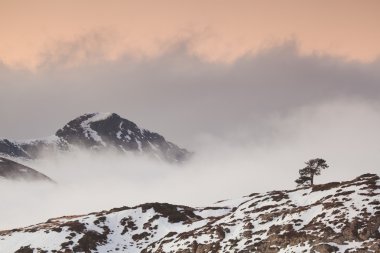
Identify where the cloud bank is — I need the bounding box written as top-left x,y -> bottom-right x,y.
0,42 -> 379,230
0,99 -> 379,230
0,42 -> 379,148
1,0 -> 380,68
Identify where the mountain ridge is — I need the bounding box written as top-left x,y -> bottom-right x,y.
0,113 -> 190,163
0,156 -> 53,182
1,173 -> 378,253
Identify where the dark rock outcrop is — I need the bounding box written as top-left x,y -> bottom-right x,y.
0,139 -> 29,158
0,174 -> 378,252
0,112 -> 191,163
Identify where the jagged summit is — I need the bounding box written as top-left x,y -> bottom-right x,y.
0,174 -> 378,252
0,113 -> 190,163
56,113 -> 123,145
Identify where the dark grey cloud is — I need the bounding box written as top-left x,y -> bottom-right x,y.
1,42 -> 380,229
0,41 -> 379,148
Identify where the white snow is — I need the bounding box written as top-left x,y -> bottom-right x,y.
0,175 -> 378,252
136,139 -> 142,152
80,113 -> 113,146
329,241 -> 366,253
87,112 -> 113,123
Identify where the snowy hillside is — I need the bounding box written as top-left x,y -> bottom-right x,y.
0,113 -> 190,163
1,174 -> 378,253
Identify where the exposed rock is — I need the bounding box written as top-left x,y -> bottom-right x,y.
73,230 -> 108,252
311,244 -> 339,253
0,112 -> 191,163
0,174 -> 378,252
0,139 -> 29,158
138,202 -> 203,223
14,245 -> 34,253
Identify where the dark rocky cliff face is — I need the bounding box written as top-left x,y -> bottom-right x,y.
1,174 -> 378,252
0,139 -> 29,158
0,113 -> 191,163
0,157 -> 53,182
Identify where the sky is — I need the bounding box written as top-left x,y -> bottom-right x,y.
0,1 -> 380,229
1,0 -> 380,69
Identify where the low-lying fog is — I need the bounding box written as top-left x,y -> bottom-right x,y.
1,100 -> 380,230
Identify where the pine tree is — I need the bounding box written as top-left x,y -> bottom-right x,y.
295,158 -> 329,187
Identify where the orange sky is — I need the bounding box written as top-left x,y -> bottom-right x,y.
1,0 -> 379,69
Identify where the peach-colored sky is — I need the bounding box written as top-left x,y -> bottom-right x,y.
1,0 -> 379,69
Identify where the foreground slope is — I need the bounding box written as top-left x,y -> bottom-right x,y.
0,113 -> 190,163
0,157 -> 53,182
0,174 -> 378,253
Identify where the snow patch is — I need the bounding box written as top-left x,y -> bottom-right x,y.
80,113 -> 113,146
136,139 -> 142,152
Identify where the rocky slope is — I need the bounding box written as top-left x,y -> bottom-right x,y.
0,157 -> 53,182
0,174 -> 378,253
0,113 -> 190,163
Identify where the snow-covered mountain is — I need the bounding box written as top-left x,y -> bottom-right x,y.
0,157 -> 53,182
0,113 -> 190,163
1,174 -> 378,253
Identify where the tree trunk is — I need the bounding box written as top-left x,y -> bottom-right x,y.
311,173 -> 314,186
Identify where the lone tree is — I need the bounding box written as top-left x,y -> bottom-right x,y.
295,158 -> 329,187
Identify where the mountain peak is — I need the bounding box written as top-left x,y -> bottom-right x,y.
0,113 -> 190,163
55,112 -> 131,146
79,112 -> 122,124
55,112 -> 189,162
